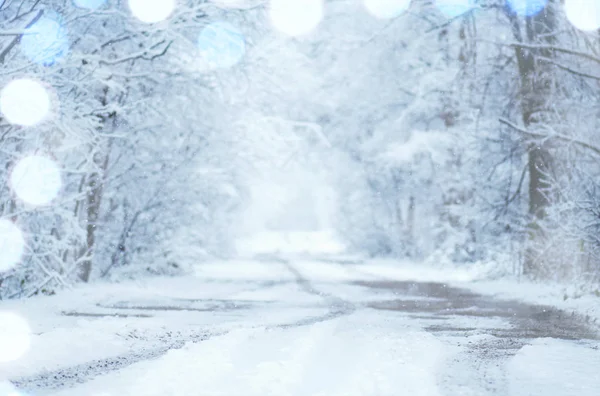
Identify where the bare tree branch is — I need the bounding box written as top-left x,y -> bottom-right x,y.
499,118 -> 600,157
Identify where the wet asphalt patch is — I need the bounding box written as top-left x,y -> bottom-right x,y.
356,280 -> 599,341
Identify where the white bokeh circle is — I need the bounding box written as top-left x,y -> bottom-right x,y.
0,79 -> 51,127
363,0 -> 411,19
198,22 -> 246,69
0,312 -> 31,363
0,220 -> 25,273
10,156 -> 62,206
20,13 -> 69,66
269,0 -> 324,36
565,0 -> 600,31
128,0 -> 176,23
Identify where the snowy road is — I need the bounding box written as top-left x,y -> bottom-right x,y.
3,257 -> 600,396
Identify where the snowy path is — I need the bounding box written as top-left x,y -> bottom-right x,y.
2,257 -> 599,396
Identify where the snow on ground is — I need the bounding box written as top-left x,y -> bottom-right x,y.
51,311 -> 447,396
0,260 -> 324,381
0,284 -> 146,380
508,338 -> 600,396
1,315 -> 132,380
2,250 -> 600,396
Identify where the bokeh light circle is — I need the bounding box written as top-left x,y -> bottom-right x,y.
436,0 -> 476,18
363,0 -> 411,19
0,79 -> 51,127
73,0 -> 107,10
0,220 -> 25,273
198,22 -> 246,69
10,156 -> 62,206
0,312 -> 31,363
128,0 -> 176,23
506,0 -> 548,17
565,0 -> 600,31
269,0 -> 324,36
20,13 -> 69,65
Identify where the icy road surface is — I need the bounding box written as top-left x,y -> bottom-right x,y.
2,257 -> 599,396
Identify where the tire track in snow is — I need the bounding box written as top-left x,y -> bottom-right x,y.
438,336 -> 521,396
11,259 -> 354,394
10,281 -> 291,393
11,330 -> 218,394
260,255 -> 357,329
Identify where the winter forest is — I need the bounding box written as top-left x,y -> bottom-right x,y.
1,0 -> 600,299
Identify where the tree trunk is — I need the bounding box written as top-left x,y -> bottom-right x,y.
79,147 -> 111,282
78,86 -> 115,281
510,3 -> 557,276
407,196 -> 415,245
79,171 -> 100,282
